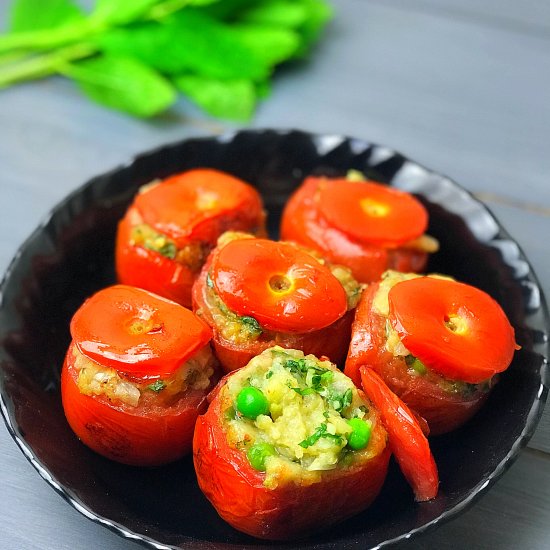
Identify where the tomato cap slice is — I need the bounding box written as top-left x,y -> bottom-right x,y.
211,239 -> 348,332
317,179 -> 428,246
71,285 -> 212,378
360,366 -> 438,501
388,277 -> 517,384
134,169 -> 262,243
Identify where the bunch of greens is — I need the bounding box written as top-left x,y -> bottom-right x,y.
0,0 -> 332,119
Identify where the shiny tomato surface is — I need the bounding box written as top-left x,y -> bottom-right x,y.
388,277 -> 517,384
281,176 -> 429,283
317,179 -> 427,245
345,282 -> 497,435
193,374 -> 391,540
211,238 -> 347,332
71,285 -> 212,379
62,343 -> 216,467
116,209 -> 197,307
193,245 -> 354,373
116,169 -> 265,307
359,367 -> 438,502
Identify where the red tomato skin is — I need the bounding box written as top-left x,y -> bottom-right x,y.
359,367 -> 438,502
116,208 -> 196,308
61,342 -> 217,466
192,255 -> 355,373
211,238 -> 348,333
345,284 -> 490,435
388,277 -> 517,383
135,169 -> 266,247
116,170 -> 266,308
281,177 -> 428,283
193,378 -> 391,540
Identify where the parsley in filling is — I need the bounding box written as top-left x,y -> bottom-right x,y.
225,348 -> 375,487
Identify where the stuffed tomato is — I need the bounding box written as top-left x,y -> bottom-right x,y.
280,174 -> 439,283
116,168 -> 266,307
193,347 -> 390,540
345,271 -> 518,435
61,285 -> 219,466
192,232 -> 362,373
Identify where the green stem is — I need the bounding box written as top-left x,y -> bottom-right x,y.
0,20 -> 102,55
0,0 -> 196,56
0,42 -> 97,88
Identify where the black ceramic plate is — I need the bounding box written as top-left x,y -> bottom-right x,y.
0,129 -> 548,550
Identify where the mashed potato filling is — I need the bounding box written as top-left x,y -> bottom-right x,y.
73,345 -> 216,407
224,347 -> 378,488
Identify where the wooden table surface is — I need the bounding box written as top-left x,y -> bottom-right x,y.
1,1 -> 549,549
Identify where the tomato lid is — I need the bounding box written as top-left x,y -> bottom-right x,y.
211,239 -> 348,333
70,285 -> 212,378
388,277 -> 517,383
134,169 -> 261,244
316,179 -> 428,246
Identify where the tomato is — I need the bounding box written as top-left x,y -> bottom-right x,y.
61,343 -> 215,467
134,169 -> 265,246
388,277 -> 517,384
317,179 -> 428,246
115,169 -> 266,307
281,176 -> 432,283
211,238 -> 347,332
359,367 -> 438,502
62,285 -> 218,466
71,285 -> 212,379
345,274 -> 515,435
116,208 -> 196,307
192,239 -> 355,373
193,368 -> 391,540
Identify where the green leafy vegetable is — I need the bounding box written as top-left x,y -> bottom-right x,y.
0,0 -> 332,118
9,0 -> 83,33
65,54 -> 177,117
174,74 -> 256,121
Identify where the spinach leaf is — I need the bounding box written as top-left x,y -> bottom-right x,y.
9,0 -> 83,33
66,54 -> 177,117
173,74 -> 256,120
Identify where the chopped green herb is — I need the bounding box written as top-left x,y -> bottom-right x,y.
290,386 -> 316,397
299,423 -> 343,448
405,355 -> 427,375
330,388 -> 353,412
206,272 -> 214,288
240,315 -> 262,335
144,238 -> 177,259
265,370 -> 274,379
147,380 -> 166,392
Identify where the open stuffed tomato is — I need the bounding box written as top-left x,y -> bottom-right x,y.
61,285 -> 219,466
192,232 -> 362,373
280,175 -> 439,283
193,347 -> 390,540
116,168 -> 266,307
345,271 -> 518,435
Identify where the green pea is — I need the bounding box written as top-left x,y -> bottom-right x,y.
247,442 -> 277,471
236,386 -> 270,420
347,418 -> 372,450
